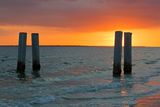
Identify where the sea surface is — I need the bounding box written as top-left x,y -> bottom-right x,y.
0,47 -> 160,107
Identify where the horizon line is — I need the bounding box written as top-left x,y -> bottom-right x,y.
0,45 -> 160,48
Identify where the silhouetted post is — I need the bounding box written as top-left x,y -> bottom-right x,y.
113,31 -> 123,76
17,32 -> 27,78
124,32 -> 132,74
32,33 -> 41,77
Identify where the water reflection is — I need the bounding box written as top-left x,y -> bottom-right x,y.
113,74 -> 133,106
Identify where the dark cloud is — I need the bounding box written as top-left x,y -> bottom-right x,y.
0,0 -> 160,31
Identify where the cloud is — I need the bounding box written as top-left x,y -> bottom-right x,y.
0,0 -> 160,32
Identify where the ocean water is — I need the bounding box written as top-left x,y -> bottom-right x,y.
0,47 -> 160,107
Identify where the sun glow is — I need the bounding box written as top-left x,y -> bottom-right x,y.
0,25 -> 160,46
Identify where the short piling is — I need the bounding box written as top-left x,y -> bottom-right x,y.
17,32 -> 27,78
32,33 -> 41,77
113,31 -> 123,76
124,32 -> 132,74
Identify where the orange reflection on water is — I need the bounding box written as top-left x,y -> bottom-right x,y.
147,81 -> 160,86
121,88 -> 128,97
136,94 -> 160,107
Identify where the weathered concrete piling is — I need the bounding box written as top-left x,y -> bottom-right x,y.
32,33 -> 41,77
17,32 -> 27,78
124,32 -> 132,74
113,31 -> 123,76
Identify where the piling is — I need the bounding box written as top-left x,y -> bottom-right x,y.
17,32 -> 27,78
113,31 -> 123,76
32,33 -> 41,77
124,32 -> 132,74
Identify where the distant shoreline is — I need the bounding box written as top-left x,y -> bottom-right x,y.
0,45 -> 160,48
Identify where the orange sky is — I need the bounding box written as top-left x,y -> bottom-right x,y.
0,25 -> 160,46
0,0 -> 160,46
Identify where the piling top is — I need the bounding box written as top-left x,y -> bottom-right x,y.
19,32 -> 27,35
115,31 -> 123,37
32,33 -> 39,35
115,31 -> 123,33
124,32 -> 132,35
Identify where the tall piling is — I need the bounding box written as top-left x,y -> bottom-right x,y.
124,32 -> 132,74
17,32 -> 27,78
32,33 -> 41,77
113,31 -> 123,76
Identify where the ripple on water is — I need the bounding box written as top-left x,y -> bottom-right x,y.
147,76 -> 160,87
29,95 -> 56,105
0,101 -> 32,107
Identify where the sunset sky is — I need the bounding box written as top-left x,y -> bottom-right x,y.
0,0 -> 160,46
